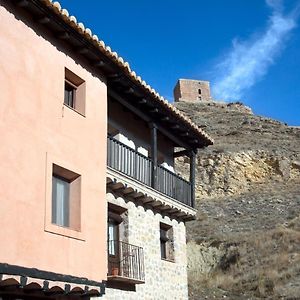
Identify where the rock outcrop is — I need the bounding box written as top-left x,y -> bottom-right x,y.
175,100 -> 300,299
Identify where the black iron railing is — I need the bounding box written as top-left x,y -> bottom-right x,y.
107,135 -> 152,186
107,135 -> 192,206
108,240 -> 145,282
157,165 -> 192,206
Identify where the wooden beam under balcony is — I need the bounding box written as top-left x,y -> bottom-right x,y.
107,179 -> 124,191
155,204 -> 172,212
123,187 -> 134,195
132,191 -> 144,200
167,208 -> 178,214
140,197 -> 155,205
170,211 -> 186,218
173,149 -> 189,158
182,215 -> 196,222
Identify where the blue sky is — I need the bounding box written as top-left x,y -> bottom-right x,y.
59,0 -> 300,125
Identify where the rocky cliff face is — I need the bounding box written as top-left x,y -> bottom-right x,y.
175,101 -> 300,299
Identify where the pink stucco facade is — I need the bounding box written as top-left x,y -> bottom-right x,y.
0,3 -> 107,282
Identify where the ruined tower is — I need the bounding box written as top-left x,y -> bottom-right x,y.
174,79 -> 212,102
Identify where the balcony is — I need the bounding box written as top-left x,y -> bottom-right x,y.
107,135 -> 193,207
107,240 -> 145,284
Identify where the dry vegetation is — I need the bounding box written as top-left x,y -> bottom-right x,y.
175,101 -> 300,299
188,212 -> 300,299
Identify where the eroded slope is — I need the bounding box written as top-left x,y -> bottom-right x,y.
175,101 -> 300,299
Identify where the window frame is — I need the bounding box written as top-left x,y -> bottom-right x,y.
64,79 -> 77,109
44,154 -> 85,241
160,222 -> 175,262
107,204 -> 127,257
160,227 -> 168,259
108,215 -> 121,257
52,174 -> 70,228
51,164 -> 81,231
64,68 -> 86,116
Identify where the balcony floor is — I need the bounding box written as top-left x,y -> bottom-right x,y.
107,167 -> 196,222
107,275 -> 145,285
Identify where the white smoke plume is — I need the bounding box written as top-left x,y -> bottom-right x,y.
212,0 -> 298,101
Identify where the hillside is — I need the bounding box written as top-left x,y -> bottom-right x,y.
175,101 -> 300,299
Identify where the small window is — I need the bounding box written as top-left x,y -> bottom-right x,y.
64,68 -> 86,115
198,88 -> 202,95
52,164 -> 81,231
64,80 -> 76,108
160,223 -> 174,262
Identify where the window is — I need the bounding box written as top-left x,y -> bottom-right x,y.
52,164 -> 81,231
107,203 -> 128,279
160,223 -> 174,261
108,218 -> 120,256
52,176 -> 70,227
198,88 -> 202,94
64,68 -> 86,115
64,80 -> 76,108
107,203 -> 126,256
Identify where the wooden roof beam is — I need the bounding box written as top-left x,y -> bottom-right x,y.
94,60 -> 105,68
37,16 -> 50,24
161,116 -> 170,122
16,0 -> 29,7
58,32 -> 70,40
108,90 -> 193,149
138,98 -> 147,105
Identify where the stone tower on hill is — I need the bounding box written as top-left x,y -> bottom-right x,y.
174,79 -> 212,102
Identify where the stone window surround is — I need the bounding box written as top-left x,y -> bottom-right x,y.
160,222 -> 175,262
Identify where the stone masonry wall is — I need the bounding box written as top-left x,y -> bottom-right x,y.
174,79 -> 211,102
101,192 -> 189,300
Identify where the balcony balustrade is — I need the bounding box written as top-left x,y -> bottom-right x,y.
107,135 -> 192,207
108,240 -> 145,284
